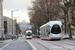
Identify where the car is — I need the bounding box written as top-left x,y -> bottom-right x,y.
36,35 -> 40,38
63,33 -> 69,39
18,34 -> 21,37
21,33 -> 23,37
13,35 -> 17,39
32,34 -> 35,38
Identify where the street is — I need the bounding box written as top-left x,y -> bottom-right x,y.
28,38 -> 75,50
0,35 -> 75,50
0,35 -> 32,50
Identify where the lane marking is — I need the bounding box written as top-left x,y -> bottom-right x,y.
34,41 -> 49,50
26,40 -> 37,50
1,43 -> 10,49
0,49 -> 2,50
0,41 -> 12,50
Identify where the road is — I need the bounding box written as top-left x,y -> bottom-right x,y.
0,35 -> 33,50
28,38 -> 75,50
0,35 -> 75,50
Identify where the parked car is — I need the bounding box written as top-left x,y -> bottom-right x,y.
21,33 -> 23,37
13,35 -> 17,39
32,34 -> 35,38
18,34 -> 21,37
36,35 -> 40,38
11,34 -> 17,39
63,33 -> 69,39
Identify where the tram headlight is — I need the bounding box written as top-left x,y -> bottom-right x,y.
30,36 -> 32,37
26,36 -> 28,37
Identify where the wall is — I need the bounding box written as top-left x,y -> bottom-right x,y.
4,16 -> 16,38
0,0 -> 4,39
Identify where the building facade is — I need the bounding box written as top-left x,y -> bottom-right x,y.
0,0 -> 4,39
4,16 -> 16,39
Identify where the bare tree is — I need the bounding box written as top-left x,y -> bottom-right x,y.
28,0 -> 62,27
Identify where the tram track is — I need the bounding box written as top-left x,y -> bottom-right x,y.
35,39 -> 73,50
33,39 -> 69,50
61,40 -> 75,44
47,41 -> 75,50
33,41 -> 49,50
57,41 -> 75,46
32,38 -> 75,50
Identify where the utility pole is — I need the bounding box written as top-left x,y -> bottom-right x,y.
11,9 -> 19,40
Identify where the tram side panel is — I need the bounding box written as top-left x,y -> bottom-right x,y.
40,21 -> 62,40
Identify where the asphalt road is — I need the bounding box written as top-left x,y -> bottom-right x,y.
0,43 -> 7,48
0,36 -> 33,50
1,36 -> 75,50
28,38 -> 75,50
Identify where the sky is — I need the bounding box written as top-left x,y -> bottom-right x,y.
3,0 -> 33,23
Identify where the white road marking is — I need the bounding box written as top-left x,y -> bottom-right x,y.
0,42 -> 12,50
1,43 -> 10,49
26,40 -> 37,50
0,49 -> 2,50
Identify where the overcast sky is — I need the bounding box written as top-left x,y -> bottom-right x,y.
3,0 -> 32,22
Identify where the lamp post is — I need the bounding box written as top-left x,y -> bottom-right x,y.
11,9 -> 19,40
14,16 -> 20,37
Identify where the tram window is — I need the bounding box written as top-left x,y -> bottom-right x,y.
46,26 -> 50,34
51,25 -> 61,34
27,32 -> 32,36
48,27 -> 50,34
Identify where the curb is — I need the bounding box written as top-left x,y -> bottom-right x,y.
0,41 -> 4,43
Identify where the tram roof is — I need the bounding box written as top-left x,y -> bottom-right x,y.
26,30 -> 32,33
40,21 -> 62,28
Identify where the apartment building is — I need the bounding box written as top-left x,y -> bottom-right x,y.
0,0 -> 4,39
4,16 -> 16,38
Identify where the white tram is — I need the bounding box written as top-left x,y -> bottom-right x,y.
25,30 -> 32,39
40,21 -> 62,40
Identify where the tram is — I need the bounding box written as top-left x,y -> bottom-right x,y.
40,21 -> 62,40
25,30 -> 32,39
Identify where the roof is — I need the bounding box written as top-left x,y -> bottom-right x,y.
26,30 -> 32,33
40,21 -> 62,28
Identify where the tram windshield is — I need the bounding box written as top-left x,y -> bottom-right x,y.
51,25 -> 61,34
26,32 -> 32,36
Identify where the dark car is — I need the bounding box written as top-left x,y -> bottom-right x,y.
32,34 -> 35,38
36,35 -> 40,38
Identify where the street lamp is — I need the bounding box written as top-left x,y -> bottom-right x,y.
14,16 -> 20,37
11,9 -> 19,40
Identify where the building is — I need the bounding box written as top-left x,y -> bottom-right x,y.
4,16 -> 16,39
0,0 -> 4,39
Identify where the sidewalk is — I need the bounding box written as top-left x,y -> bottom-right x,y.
72,36 -> 75,39
0,40 -> 4,43
0,39 -> 16,43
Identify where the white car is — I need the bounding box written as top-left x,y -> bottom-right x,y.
63,33 -> 69,39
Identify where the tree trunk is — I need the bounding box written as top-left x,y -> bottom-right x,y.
67,8 -> 72,39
